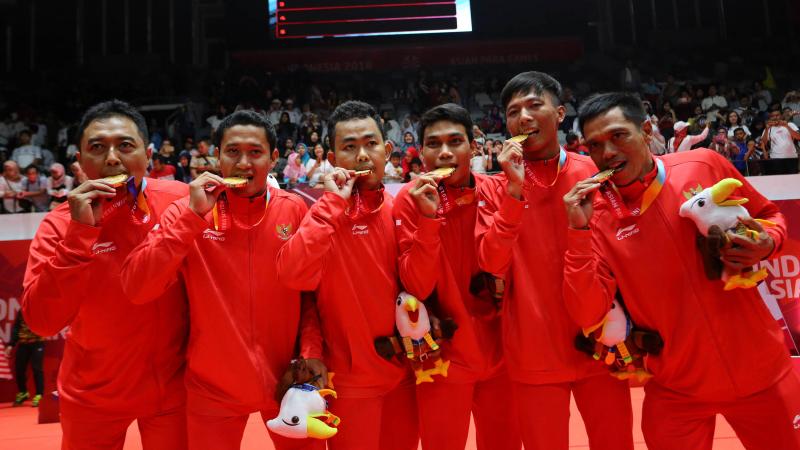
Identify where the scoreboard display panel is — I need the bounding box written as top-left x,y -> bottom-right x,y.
268,0 -> 473,39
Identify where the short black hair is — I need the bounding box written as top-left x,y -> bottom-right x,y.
327,100 -> 385,144
566,132 -> 580,144
577,92 -> 647,135
501,71 -> 563,110
153,154 -> 167,164
410,157 -> 423,166
734,127 -> 745,134
390,151 -> 403,159
214,109 -> 277,151
76,99 -> 149,147
419,103 -> 474,144
24,164 -> 38,174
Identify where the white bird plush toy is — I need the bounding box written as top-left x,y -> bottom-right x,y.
395,292 -> 450,384
679,178 -> 774,290
266,384 -> 340,440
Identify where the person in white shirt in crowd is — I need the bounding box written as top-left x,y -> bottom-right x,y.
304,142 -> 335,187
0,160 -> 24,213
45,162 -> 73,210
18,165 -> 49,212
30,122 -> 47,147
782,91 -> 800,126
701,85 -> 727,123
206,104 -> 228,133
470,137 -> 488,174
284,98 -> 302,124
668,121 -> 710,153
726,111 -> 751,138
383,111 -> 403,145
753,81 -> 772,112
11,130 -> 43,170
267,98 -> 283,125
761,109 -> 800,160
384,151 -> 404,183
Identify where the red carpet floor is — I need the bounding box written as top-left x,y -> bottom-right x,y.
0,387 -> 745,449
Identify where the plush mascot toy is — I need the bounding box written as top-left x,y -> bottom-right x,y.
266,384 -> 340,439
576,298 -> 663,382
375,292 -> 455,384
679,178 -> 775,290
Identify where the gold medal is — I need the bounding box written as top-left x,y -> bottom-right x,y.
222,177 -> 248,188
428,167 -> 456,178
101,173 -> 129,188
592,169 -> 616,182
509,134 -> 529,143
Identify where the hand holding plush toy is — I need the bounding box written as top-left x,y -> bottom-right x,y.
374,292 -> 456,385
679,178 -> 775,290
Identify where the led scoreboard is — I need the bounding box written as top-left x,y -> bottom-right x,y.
269,0 -> 473,39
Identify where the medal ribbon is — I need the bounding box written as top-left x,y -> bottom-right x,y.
436,181 -> 476,217
599,158 -> 666,220
213,187 -> 271,231
346,187 -> 385,221
523,148 -> 567,189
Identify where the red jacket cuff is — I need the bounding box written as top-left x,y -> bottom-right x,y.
567,227 -> 593,255
415,215 -> 443,244
312,192 -> 348,225
498,192 -> 526,225
63,220 -> 103,257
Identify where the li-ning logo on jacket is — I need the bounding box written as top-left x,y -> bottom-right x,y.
352,224 -> 369,236
276,223 -> 293,240
202,229 -> 226,241
92,241 -> 117,255
615,224 -> 640,241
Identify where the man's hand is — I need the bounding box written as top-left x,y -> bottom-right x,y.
408,174 -> 441,218
563,178 -> 603,229
323,168 -> 356,200
499,139 -> 525,198
304,358 -> 330,389
188,172 -> 225,216
67,180 -> 118,226
720,217 -> 775,270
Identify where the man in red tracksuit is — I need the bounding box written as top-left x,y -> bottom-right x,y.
22,100 -> 189,449
393,103 -> 520,450
276,101 -> 418,450
475,72 -> 634,450
121,110 -> 325,450
562,92 -> 800,450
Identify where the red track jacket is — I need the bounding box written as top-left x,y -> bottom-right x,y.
276,190 -> 408,399
23,178 -> 189,419
563,149 -> 791,401
476,152 -> 607,385
393,174 -> 504,383
121,187 -> 321,416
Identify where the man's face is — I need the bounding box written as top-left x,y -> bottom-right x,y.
77,115 -> 151,181
197,141 -> 209,155
26,168 -> 38,182
784,109 -> 793,121
565,139 -> 579,150
421,121 -> 474,187
709,86 -> 717,96
3,162 -> 19,179
505,90 -> 565,156
583,107 -> 651,186
19,132 -> 31,145
218,125 -> 276,198
161,140 -> 174,154
332,117 -> 391,190
769,111 -> 781,124
390,156 -> 401,167
734,130 -> 746,142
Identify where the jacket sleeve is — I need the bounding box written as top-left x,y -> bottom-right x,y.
298,292 -> 323,360
121,201 -> 208,304
22,216 -> 101,337
475,178 -> 526,277
276,192 -> 345,291
393,187 -> 443,300
563,227 -> 616,328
